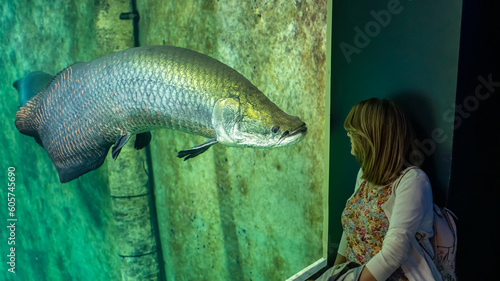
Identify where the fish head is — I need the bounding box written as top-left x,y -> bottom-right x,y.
212,94 -> 307,148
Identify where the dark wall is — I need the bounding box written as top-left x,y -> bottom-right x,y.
449,1 -> 500,280
327,0 -> 462,269
324,1 -> 500,280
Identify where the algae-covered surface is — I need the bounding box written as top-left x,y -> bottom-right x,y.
139,0 -> 328,280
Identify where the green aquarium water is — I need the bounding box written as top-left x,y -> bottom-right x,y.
0,0 -> 329,280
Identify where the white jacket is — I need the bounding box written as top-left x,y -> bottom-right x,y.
338,168 -> 442,281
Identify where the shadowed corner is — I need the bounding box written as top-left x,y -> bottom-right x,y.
390,92 -> 447,205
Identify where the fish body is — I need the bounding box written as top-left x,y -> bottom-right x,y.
15,46 -> 306,183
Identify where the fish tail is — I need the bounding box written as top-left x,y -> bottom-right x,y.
12,71 -> 53,106
13,71 -> 52,144
15,95 -> 43,146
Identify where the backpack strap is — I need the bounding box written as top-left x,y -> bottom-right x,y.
392,166 -> 459,280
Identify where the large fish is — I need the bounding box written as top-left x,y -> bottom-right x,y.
14,46 -> 307,183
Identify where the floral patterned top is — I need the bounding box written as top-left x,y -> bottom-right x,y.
342,179 -> 408,281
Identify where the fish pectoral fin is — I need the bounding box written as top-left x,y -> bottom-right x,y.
177,138 -> 218,161
112,133 -> 131,160
134,132 -> 152,150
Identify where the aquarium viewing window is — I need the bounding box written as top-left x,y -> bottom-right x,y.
2,1 -> 332,280
286,1 -> 333,280
137,1 -> 333,280
134,1 -> 334,280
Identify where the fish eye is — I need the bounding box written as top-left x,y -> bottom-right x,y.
271,126 -> 280,134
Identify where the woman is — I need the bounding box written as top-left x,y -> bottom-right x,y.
333,98 -> 441,281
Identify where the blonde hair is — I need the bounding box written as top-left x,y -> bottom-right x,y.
344,98 -> 417,185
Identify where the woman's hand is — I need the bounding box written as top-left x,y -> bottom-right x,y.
358,267 -> 376,281
334,254 -> 347,265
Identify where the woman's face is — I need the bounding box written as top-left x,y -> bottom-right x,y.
347,131 -> 355,155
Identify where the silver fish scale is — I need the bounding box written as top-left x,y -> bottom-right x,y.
31,46 -> 258,171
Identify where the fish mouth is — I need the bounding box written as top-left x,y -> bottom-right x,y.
278,122 -> 307,146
